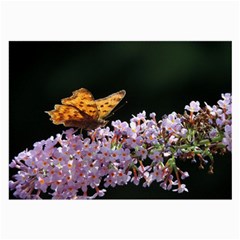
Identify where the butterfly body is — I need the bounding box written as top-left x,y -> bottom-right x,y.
46,88 -> 126,130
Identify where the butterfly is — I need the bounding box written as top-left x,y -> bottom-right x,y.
46,88 -> 126,130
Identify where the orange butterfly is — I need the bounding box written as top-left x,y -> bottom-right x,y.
46,88 -> 126,130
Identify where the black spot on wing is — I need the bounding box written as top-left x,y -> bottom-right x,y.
87,104 -> 95,107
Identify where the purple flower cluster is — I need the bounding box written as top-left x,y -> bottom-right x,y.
9,93 -> 232,199
205,93 -> 232,151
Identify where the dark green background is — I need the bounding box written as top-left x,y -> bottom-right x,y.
9,41 -> 231,199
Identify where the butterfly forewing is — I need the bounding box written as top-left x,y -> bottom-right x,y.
61,88 -> 99,119
95,90 -> 126,119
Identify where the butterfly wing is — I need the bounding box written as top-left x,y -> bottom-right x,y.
95,90 -> 126,119
46,104 -> 93,128
61,88 -> 99,119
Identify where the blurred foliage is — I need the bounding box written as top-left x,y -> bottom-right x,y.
9,41 -> 231,199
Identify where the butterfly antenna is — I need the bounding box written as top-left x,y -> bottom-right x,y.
106,100 -> 128,119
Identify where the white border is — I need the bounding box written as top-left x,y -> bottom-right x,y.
1,1 -> 239,239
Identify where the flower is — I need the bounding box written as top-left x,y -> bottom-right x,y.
204,103 -> 222,117
185,101 -> 201,113
222,124 -> 232,151
127,122 -> 141,138
173,184 -> 189,193
151,166 -> 163,182
149,151 -> 163,162
181,171 -> 189,180
9,93 -> 232,199
209,128 -> 219,139
136,147 -> 148,160
162,112 -> 182,133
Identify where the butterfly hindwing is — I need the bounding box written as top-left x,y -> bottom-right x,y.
95,90 -> 126,119
46,104 -> 97,129
46,105 -> 84,125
